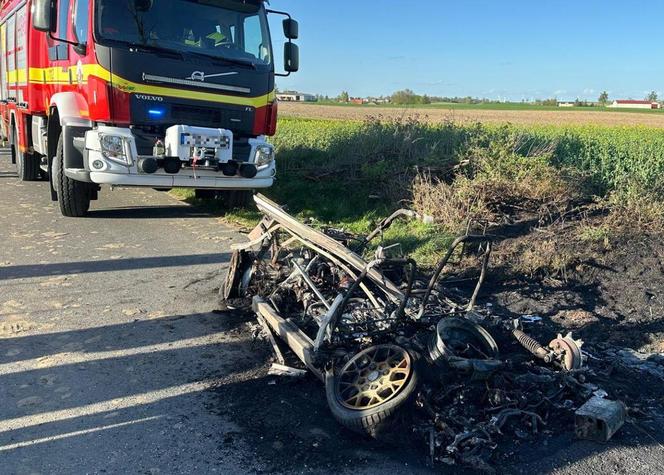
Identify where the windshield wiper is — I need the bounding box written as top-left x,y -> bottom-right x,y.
124,42 -> 185,60
108,39 -> 258,69
185,50 -> 257,70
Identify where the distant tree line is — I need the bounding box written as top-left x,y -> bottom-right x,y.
320,89 -> 663,106
533,98 -> 559,106
389,89 -> 503,105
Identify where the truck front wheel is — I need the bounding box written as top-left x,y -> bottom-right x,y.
12,126 -> 39,181
55,134 -> 92,217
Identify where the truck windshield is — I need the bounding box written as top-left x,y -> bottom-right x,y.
96,0 -> 272,67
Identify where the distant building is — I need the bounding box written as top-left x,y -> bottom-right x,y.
610,100 -> 660,110
366,97 -> 390,104
276,91 -> 317,102
558,102 -> 575,108
349,97 -> 365,105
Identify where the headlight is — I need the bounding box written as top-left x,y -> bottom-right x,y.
100,134 -> 131,166
254,144 -> 275,167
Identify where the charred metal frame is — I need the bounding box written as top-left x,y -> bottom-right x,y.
227,194 -> 619,470
240,194 -> 495,377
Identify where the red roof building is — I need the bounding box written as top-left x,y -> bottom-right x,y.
611,100 -> 660,109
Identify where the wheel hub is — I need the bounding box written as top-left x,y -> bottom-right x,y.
335,345 -> 412,410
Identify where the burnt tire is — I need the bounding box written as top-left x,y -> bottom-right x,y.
55,134 -> 92,217
12,126 -> 39,181
221,250 -> 251,300
219,190 -> 254,209
325,345 -> 419,440
219,250 -> 254,310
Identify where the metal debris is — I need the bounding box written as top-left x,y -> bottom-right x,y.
511,319 -> 585,371
428,317 -> 503,380
268,364 -> 308,378
575,397 -> 626,442
223,194 -> 627,469
256,314 -> 286,365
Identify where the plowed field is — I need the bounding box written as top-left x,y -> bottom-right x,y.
280,102 -> 664,128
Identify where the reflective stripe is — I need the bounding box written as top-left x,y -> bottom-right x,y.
6,68 -> 27,84
25,64 -> 275,108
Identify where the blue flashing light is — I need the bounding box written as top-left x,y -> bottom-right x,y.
148,108 -> 165,118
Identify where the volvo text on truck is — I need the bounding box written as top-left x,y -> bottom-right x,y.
0,0 -> 299,216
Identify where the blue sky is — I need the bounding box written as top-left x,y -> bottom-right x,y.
268,0 -> 663,101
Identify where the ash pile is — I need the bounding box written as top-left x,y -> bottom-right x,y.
221,194 -> 628,471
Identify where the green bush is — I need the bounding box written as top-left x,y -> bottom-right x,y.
272,118 -> 664,201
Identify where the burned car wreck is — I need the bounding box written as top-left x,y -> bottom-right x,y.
221,194 -> 625,469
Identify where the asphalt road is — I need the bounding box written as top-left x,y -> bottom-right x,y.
0,153 -> 433,475
0,151 -> 258,474
1,152 -> 663,474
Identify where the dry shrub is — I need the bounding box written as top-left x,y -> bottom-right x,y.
573,186 -> 664,252
463,134 -> 588,219
411,174 -> 492,234
412,133 -> 589,233
605,187 -> 664,233
498,236 -> 578,278
412,133 -> 597,277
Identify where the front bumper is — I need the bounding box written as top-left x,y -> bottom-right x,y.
88,169 -> 274,189
80,126 -> 276,189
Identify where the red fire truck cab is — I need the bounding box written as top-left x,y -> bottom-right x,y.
0,0 -> 298,216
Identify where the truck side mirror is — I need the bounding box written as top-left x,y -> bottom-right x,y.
268,9 -> 300,76
284,42 -> 299,73
32,0 -> 56,32
283,19 -> 299,40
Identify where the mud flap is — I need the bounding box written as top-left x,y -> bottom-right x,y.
62,124 -> 90,171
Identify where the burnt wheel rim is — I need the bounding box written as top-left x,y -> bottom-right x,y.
335,345 -> 412,410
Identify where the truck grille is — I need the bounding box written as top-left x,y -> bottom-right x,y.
233,141 -> 252,162
132,95 -> 255,135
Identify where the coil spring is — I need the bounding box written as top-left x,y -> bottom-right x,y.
513,329 -> 546,357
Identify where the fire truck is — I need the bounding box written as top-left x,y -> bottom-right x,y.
0,0 -> 298,216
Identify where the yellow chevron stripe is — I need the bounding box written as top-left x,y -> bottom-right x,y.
26,65 -> 275,108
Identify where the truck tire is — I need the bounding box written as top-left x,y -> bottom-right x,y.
325,345 -> 419,440
219,190 -> 253,209
12,126 -> 39,181
55,134 -> 91,217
